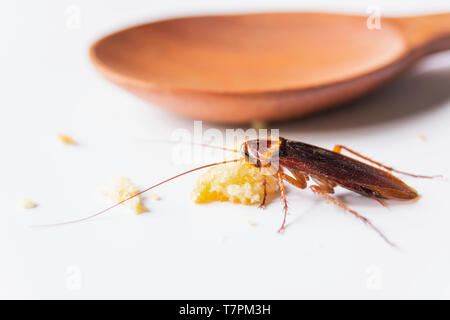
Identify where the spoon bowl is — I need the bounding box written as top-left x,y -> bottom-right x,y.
90,12 -> 450,123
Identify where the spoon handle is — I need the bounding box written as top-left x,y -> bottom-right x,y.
391,13 -> 450,53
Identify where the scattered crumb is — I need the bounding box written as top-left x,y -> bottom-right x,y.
251,120 -> 267,130
57,133 -> 76,145
103,176 -> 148,214
191,158 -> 278,205
418,133 -> 427,141
149,193 -> 161,201
248,220 -> 257,227
19,197 -> 37,209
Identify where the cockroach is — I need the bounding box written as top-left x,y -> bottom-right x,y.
40,137 -> 439,247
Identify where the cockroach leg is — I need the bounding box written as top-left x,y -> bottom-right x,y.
289,168 -> 309,183
259,175 -> 267,209
310,185 -> 396,247
282,173 -> 307,190
333,144 -> 438,179
311,176 -> 335,194
277,171 -> 288,232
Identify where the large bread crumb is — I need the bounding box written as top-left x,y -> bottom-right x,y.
103,176 -> 148,214
192,161 -> 278,205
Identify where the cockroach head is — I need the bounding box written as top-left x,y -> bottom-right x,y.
241,138 -> 281,168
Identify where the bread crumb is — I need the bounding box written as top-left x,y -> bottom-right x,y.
248,220 -> 257,227
19,198 -> 37,209
149,193 -> 161,201
418,133 -> 427,141
58,133 -> 76,145
103,176 -> 148,214
192,159 -> 278,205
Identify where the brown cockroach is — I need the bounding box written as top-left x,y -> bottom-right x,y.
42,137 -> 439,247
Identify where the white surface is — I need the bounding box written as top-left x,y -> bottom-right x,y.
1,0 -> 450,299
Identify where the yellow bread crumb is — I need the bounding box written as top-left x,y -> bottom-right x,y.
149,193 -> 161,201
19,197 -> 37,209
104,176 -> 148,214
57,133 -> 76,145
192,161 -> 278,205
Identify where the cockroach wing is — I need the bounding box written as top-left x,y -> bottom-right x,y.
278,138 -> 418,200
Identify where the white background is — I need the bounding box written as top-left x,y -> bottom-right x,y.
1,0 -> 450,299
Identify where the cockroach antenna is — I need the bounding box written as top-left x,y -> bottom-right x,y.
32,158 -> 242,228
135,137 -> 240,153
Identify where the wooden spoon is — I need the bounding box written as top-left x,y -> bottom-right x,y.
90,12 -> 450,123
